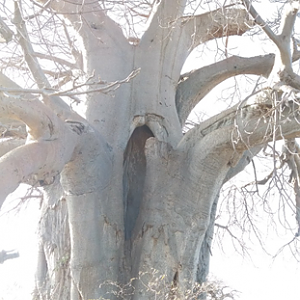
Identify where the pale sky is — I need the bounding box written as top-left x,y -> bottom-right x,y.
0,188 -> 40,300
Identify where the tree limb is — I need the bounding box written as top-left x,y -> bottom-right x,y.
38,0 -> 130,51
282,139 -> 300,236
270,3 -> 298,75
0,140 -> 69,206
179,92 -> 300,155
0,16 -> 13,43
177,95 -> 300,221
242,1 -> 300,88
0,97 -> 80,206
12,2 -> 77,121
176,54 -> 275,125
13,1 -> 50,89
223,145 -> 262,184
0,71 -> 23,90
0,95 -> 62,140
0,68 -> 140,98
0,138 -> 25,157
32,52 -> 78,69
279,2 -> 299,43
136,0 -> 190,83
181,7 -> 253,52
0,249 -> 19,264
241,0 -> 278,44
140,0 -> 187,45
138,6 -> 254,91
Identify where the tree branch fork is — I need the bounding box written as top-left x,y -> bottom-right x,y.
242,1 -> 300,89
0,93 -> 83,206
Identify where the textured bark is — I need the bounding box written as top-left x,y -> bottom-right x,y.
1,1 -> 300,300
33,179 -> 70,300
176,54 -> 275,125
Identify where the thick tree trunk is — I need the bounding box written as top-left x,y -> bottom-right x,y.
37,142 -> 232,300
33,179 -> 71,300
37,122 -> 244,299
1,1 -> 300,300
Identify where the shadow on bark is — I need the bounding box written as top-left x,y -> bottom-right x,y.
123,125 -> 154,241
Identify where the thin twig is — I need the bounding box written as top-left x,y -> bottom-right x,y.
0,68 -> 141,97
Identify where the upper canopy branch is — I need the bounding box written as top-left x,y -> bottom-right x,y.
13,1 -> 50,89
38,0 -> 130,51
13,2 -> 79,121
0,16 -> 13,43
243,1 -> 300,88
181,7 -> 253,52
241,0 -> 278,44
178,93 -> 300,179
139,0 -> 187,45
0,72 -> 23,90
0,68 -> 141,98
136,0 -> 190,82
176,54 -> 275,125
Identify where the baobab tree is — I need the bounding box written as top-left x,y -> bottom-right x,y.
0,0 -> 300,299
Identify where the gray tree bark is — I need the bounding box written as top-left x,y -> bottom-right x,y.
0,1 -> 300,299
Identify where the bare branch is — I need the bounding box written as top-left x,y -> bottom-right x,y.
13,1 -> 50,89
0,72 -> 23,90
176,54 -> 275,125
179,91 -> 300,155
140,0 -> 187,45
0,95 -> 62,140
33,52 -> 77,69
11,2 -> 78,120
0,16 -> 13,43
0,96 -> 80,205
242,1 -> 300,89
182,8 -> 253,52
241,0 -> 278,44
279,2 -> 299,43
273,235 -> 298,259
40,0 -> 130,51
0,68 -> 140,98
22,0 -> 51,20
224,146 -> 262,184
0,249 -> 19,264
282,139 -> 300,236
0,139 -> 72,206
215,223 -> 244,248
273,3 -> 299,74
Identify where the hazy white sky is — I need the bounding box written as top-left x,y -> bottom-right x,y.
0,190 -> 40,300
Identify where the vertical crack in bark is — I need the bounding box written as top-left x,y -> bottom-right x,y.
170,270 -> 179,299
123,125 -> 154,240
173,270 -> 179,287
